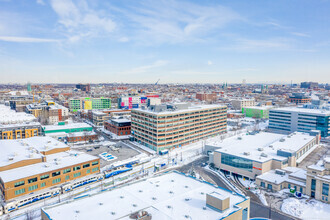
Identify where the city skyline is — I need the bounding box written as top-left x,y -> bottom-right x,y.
0,0 -> 330,83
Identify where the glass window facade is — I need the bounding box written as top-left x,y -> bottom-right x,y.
221,153 -> 253,172
311,179 -> 316,191
322,183 -> 329,196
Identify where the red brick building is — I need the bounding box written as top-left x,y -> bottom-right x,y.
196,93 -> 217,102
66,131 -> 98,143
104,117 -> 131,136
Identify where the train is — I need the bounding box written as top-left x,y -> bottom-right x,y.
0,157 -> 152,216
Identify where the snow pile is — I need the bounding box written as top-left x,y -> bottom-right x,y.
281,198 -> 330,220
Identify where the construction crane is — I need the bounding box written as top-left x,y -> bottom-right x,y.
155,79 -> 160,85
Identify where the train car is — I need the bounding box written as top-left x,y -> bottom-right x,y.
104,166 -> 133,179
70,175 -> 99,190
3,186 -> 61,214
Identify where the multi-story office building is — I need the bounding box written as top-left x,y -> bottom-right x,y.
269,107 -> 330,137
131,103 -> 227,153
306,156 -> 330,203
41,171 -> 250,220
68,98 -> 111,112
301,82 -> 318,89
231,99 -> 255,111
118,96 -> 147,109
0,137 -> 100,201
76,84 -> 90,93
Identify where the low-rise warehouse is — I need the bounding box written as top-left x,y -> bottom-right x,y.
207,131 -> 320,179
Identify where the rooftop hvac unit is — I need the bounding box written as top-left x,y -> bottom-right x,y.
279,138 -> 285,142
258,148 -> 264,151
275,169 -> 286,176
261,153 -> 268,157
45,164 -> 50,167
243,152 -> 250,156
269,145 -> 273,148
237,137 -> 242,140
8,157 -> 14,161
55,161 -> 60,165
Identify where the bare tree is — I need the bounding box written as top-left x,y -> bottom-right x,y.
25,209 -> 38,220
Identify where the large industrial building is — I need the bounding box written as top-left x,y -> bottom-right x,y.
131,103 -> 227,153
43,123 -> 93,135
268,107 -> 330,137
41,171 -> 250,220
0,137 -> 100,201
207,131 -> 320,179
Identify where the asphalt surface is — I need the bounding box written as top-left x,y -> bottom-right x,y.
177,157 -> 298,220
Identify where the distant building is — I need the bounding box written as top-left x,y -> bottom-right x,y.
69,97 -> 111,112
231,99 -> 255,111
41,171 -> 250,220
131,103 -> 227,153
269,107 -> 330,137
76,84 -> 91,93
242,106 -> 273,119
0,137 -> 100,201
207,131 -> 320,179
118,96 -> 146,109
104,117 -> 131,136
196,93 -> 217,102
288,93 -> 311,104
301,82 -> 318,89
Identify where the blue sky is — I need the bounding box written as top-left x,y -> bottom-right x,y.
0,0 -> 329,84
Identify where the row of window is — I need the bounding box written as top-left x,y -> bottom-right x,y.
14,161 -> 99,187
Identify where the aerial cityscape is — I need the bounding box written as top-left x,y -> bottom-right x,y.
0,1 -> 330,220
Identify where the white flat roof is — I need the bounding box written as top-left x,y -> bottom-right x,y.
270,107 -> 330,116
209,132 -> 315,163
42,172 -> 247,220
0,136 -> 70,168
43,123 -> 92,131
133,104 -> 226,115
257,169 -> 306,187
0,104 -> 37,124
0,150 -> 98,183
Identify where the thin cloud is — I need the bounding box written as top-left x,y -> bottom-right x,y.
50,0 -> 116,42
291,32 -> 310,37
122,60 -> 168,74
116,0 -> 242,44
0,36 -> 60,43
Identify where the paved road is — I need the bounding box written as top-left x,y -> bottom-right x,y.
177,157 -> 298,220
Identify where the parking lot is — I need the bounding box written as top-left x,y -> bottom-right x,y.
73,141 -> 141,168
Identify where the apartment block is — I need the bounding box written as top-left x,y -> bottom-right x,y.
69,97 -> 111,112
196,93 -> 217,102
269,107 -> 330,137
131,103 -> 227,153
0,137 -> 100,201
231,99 -> 255,111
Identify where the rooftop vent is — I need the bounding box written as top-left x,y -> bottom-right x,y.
132,204 -> 137,207
237,137 -> 242,140
279,138 -> 285,142
203,206 -> 207,210
45,164 -> 50,167
75,210 -> 80,214
8,157 -> 14,161
152,197 -> 157,200
261,153 -> 268,157
243,152 -> 250,156
258,148 -> 264,151
120,196 -> 124,199
99,203 -> 103,206
111,212 -> 116,215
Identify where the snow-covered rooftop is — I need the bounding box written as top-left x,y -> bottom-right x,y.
209,132 -> 315,163
0,136 -> 69,168
0,150 -> 98,183
257,168 -> 306,187
43,122 -> 92,131
42,172 -> 248,220
133,104 -> 225,115
0,104 -> 37,124
270,107 -> 330,116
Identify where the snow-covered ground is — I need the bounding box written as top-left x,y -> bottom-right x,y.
99,127 -> 131,140
281,197 -> 330,220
